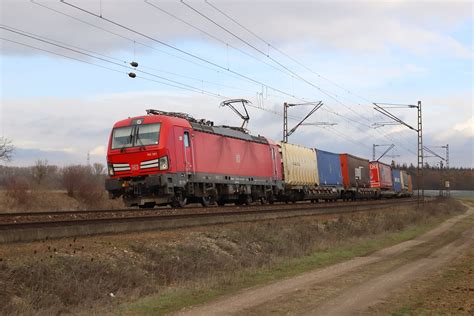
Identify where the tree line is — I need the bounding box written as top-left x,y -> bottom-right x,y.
391,161 -> 474,191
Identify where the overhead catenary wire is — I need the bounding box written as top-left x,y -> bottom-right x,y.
180,0 -> 375,126
151,1 -> 402,148
179,0 -> 418,157
59,0 -> 373,122
144,0 -> 298,80
5,37 -> 360,149
203,0 -> 415,148
0,26 -> 229,99
0,37 -> 215,95
3,24 -> 259,94
143,0 -> 391,137
31,0 -> 224,73
204,0 -> 387,119
59,0 -> 310,102
27,1 -> 415,156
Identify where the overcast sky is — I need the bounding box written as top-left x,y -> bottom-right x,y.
0,0 -> 472,167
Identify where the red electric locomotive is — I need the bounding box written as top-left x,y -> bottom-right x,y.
105,109 -> 283,208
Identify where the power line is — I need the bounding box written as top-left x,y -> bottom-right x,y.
180,0 -> 419,158
205,0 -> 384,117
1,37 -> 125,75
144,0 -> 297,79
2,37 -> 234,100
181,0 -> 377,126
146,1 -> 393,140
30,1 -> 415,155
59,0 -> 310,101
203,1 -> 411,145
1,26 -> 229,99
31,0 -> 223,73
6,23 -> 258,95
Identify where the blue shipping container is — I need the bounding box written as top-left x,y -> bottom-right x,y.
392,169 -> 402,192
316,149 -> 343,186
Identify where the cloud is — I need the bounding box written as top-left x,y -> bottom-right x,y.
90,145 -> 107,156
0,0 -> 471,59
2,89 -> 472,167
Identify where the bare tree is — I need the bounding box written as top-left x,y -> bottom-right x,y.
0,137 -> 14,162
92,163 -> 105,176
33,159 -> 49,185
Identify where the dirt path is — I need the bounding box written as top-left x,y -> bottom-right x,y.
175,206 -> 474,316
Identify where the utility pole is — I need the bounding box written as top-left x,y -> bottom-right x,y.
445,144 -> 450,197
417,101 -> 423,203
282,101 -> 330,142
283,102 -> 288,143
373,101 -> 423,206
427,144 -> 450,197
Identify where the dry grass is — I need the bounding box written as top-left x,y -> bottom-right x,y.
0,198 -> 466,315
0,189 -> 125,213
0,256 -> 152,315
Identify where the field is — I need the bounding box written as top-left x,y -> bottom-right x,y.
0,198 -> 468,315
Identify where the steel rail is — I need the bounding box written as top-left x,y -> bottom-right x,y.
0,199 -> 420,244
0,198 -> 414,218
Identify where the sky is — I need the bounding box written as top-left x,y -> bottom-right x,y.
0,0 -> 472,167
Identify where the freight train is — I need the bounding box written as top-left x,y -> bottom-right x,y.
105,109 -> 413,208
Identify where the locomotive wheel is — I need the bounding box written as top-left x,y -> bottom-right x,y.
217,200 -> 226,206
260,196 -> 268,205
171,196 -> 187,208
201,196 -> 211,207
244,196 -> 252,205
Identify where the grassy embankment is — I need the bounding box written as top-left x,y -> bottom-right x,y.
0,198 -> 467,315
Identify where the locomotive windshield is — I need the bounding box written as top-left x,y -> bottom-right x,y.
111,123 -> 161,149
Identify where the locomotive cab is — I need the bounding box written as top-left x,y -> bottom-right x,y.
105,110 -> 194,208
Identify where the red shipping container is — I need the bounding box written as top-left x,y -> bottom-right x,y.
369,161 -> 393,189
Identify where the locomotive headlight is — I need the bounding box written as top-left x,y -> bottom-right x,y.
108,165 -> 114,176
159,156 -> 169,170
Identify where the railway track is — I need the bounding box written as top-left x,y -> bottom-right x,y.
0,198 -> 420,243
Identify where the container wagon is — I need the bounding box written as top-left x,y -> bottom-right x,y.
369,161 -> 395,197
315,149 -> 343,200
278,142 -> 318,201
400,170 -> 410,197
340,154 -> 377,199
392,169 -> 402,196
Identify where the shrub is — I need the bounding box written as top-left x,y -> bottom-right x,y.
62,165 -> 91,197
5,176 -> 30,205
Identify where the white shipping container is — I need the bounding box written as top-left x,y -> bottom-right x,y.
280,142 -> 318,186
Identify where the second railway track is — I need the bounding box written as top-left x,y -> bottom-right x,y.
0,198 -> 420,243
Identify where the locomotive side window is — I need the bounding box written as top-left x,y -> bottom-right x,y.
184,132 -> 190,148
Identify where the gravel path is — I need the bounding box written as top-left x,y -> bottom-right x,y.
174,206 -> 474,316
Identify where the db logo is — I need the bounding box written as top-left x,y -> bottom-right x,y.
132,164 -> 139,171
